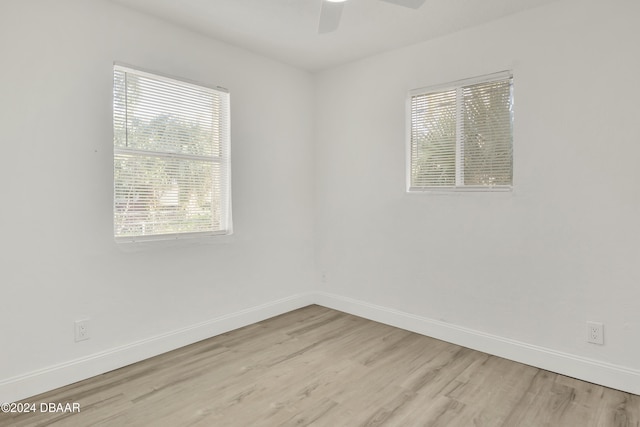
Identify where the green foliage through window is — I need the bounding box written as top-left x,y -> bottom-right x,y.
113,66 -> 231,240
409,72 -> 513,190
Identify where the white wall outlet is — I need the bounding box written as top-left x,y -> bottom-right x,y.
75,319 -> 90,342
586,321 -> 604,345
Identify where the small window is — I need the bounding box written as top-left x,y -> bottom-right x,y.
113,65 -> 231,241
408,71 -> 513,191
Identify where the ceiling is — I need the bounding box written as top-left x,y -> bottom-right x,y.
110,0 -> 560,71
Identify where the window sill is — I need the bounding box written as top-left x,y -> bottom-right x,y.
407,185 -> 512,193
115,231 -> 234,252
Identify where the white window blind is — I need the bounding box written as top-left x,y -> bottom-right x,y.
409,72 -> 513,191
113,65 -> 231,241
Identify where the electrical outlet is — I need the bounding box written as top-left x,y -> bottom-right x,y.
586,321 -> 603,345
75,319 -> 90,342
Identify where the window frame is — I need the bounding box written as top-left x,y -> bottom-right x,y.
113,63 -> 232,243
406,71 -> 513,193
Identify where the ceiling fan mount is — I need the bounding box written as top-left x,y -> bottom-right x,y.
318,0 -> 427,34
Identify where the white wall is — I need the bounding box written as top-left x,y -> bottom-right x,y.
315,0 -> 640,392
0,0 -> 315,401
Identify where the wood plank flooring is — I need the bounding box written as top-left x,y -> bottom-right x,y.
1,305 -> 638,426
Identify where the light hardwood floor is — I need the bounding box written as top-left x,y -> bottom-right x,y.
2,305 -> 638,426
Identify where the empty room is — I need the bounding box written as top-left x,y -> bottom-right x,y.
1,0 -> 639,425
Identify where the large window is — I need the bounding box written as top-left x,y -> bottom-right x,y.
113,65 -> 231,241
408,71 -> 513,191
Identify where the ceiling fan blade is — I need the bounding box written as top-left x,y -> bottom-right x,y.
318,1 -> 345,34
379,0 -> 426,9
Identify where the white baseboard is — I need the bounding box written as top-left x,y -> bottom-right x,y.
313,291 -> 640,395
0,293 -> 315,403
3,290 -> 638,403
